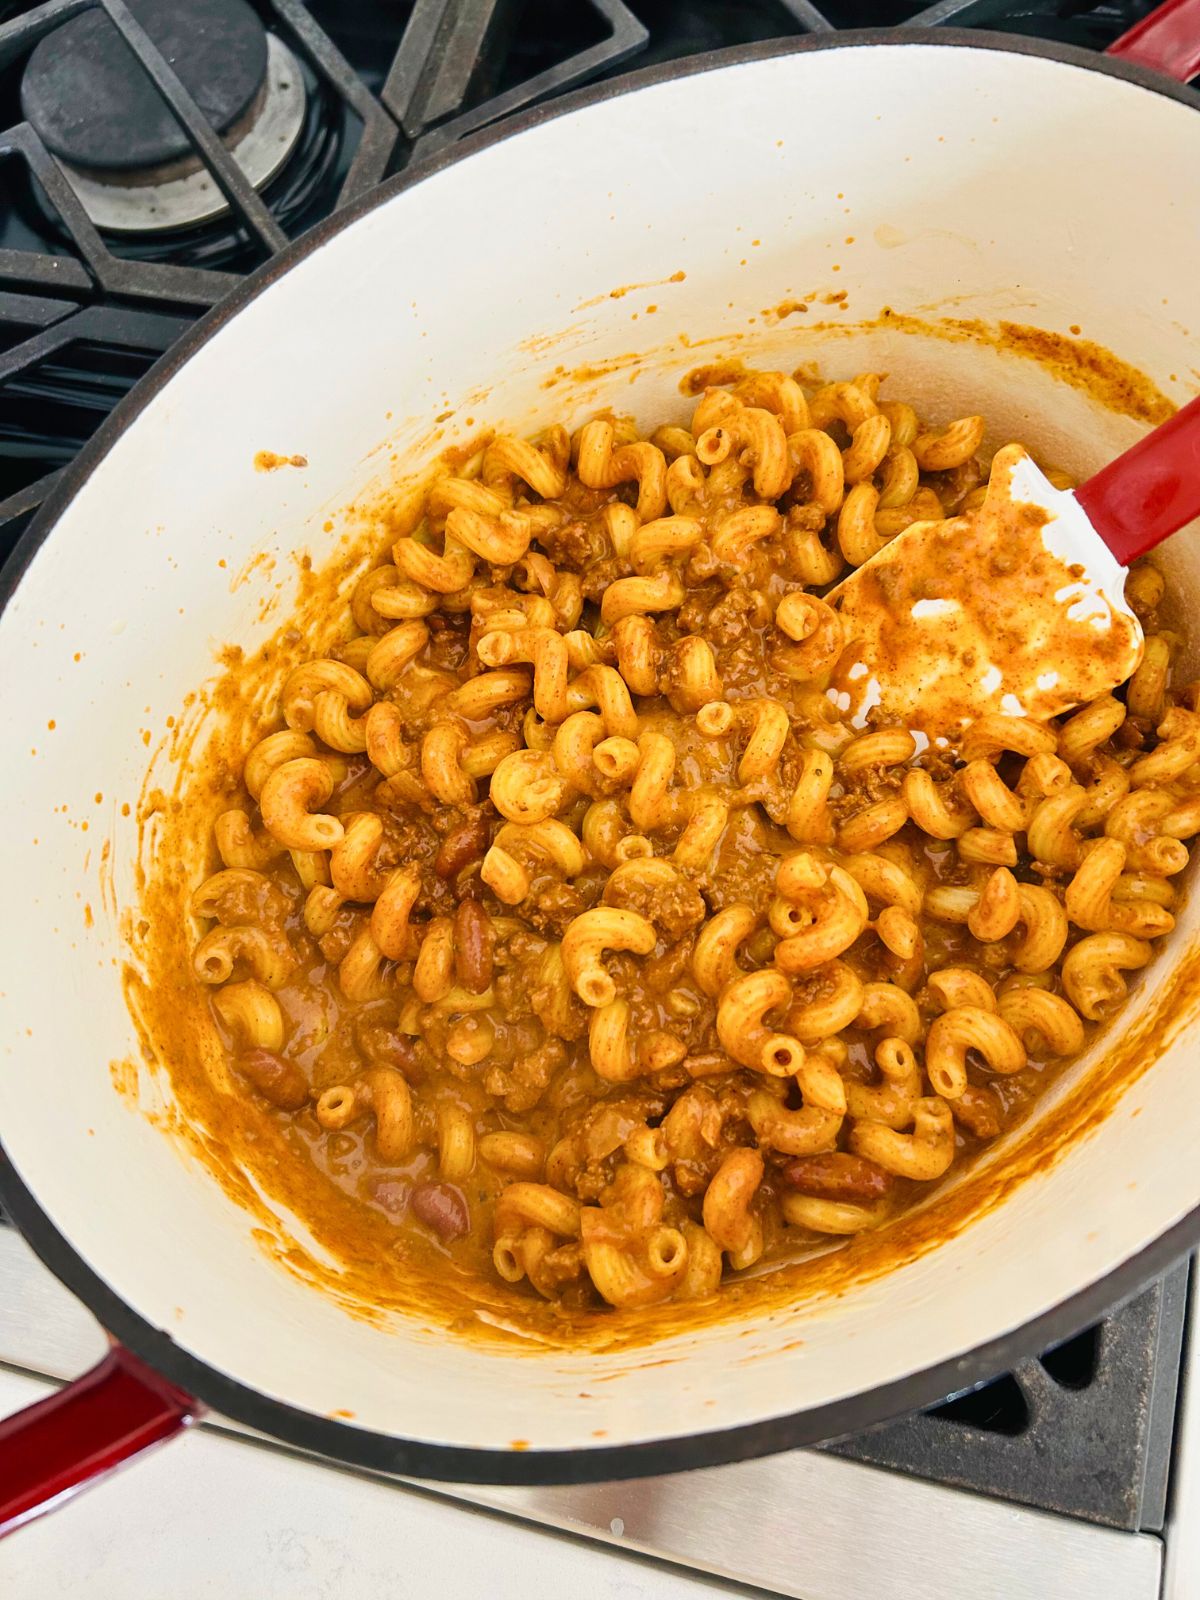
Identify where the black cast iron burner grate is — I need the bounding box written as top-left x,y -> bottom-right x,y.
0,0 -> 1169,534
0,0 -> 1189,1538
826,1258 -> 1191,1530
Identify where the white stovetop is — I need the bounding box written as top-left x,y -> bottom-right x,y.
0,1227 -> 1194,1600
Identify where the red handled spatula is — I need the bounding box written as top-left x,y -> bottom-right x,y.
825,394 -> 1200,742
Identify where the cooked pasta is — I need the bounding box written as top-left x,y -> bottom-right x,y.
184,367 -> 1193,1310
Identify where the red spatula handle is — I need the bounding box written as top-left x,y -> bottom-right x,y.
1075,394 -> 1200,566
1107,0 -> 1200,81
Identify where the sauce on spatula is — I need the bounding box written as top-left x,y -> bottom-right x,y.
826,443 -> 1144,741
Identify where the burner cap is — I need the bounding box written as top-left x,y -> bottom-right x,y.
21,0 -> 268,174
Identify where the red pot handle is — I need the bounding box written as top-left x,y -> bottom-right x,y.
1107,0 -> 1200,82
0,1342 -> 199,1536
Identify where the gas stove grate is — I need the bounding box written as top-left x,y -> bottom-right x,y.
0,293 -> 186,559
0,0 -> 651,313
826,1258 -> 1190,1530
0,0 -> 1168,530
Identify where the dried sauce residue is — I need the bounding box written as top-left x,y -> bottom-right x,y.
109,1056 -> 138,1102
869,312 -> 1175,426
575,270 -> 686,311
989,321 -> 1174,426
760,290 -> 849,324
230,549 -> 277,594
254,450 -> 308,472
711,308 -> 1176,429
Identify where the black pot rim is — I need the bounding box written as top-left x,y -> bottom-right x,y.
2,25 -> 1198,1488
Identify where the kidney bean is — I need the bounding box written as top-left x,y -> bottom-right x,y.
411,1182 -> 470,1241
952,1083 -> 1004,1141
237,1049 -> 309,1111
354,1015 -> 423,1076
454,896 -> 493,993
435,815 -> 489,879
780,1152 -> 894,1204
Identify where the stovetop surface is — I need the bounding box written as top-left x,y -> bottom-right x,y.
0,0 -> 1192,1552
0,0 -> 1172,545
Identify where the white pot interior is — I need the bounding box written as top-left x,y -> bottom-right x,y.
2,40 -> 1200,1461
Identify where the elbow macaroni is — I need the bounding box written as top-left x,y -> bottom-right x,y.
181,367 -> 1193,1316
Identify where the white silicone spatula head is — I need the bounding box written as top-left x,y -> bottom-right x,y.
826,394 -> 1200,741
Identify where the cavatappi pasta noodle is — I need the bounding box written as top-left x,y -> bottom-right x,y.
183,367 -> 1195,1313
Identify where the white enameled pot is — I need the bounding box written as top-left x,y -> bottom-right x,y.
4,17 -> 1200,1526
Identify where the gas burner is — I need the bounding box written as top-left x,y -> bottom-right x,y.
20,0 -> 306,234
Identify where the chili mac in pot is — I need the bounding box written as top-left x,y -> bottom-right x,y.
151,368 -> 1194,1330
3,32 -> 1200,1500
